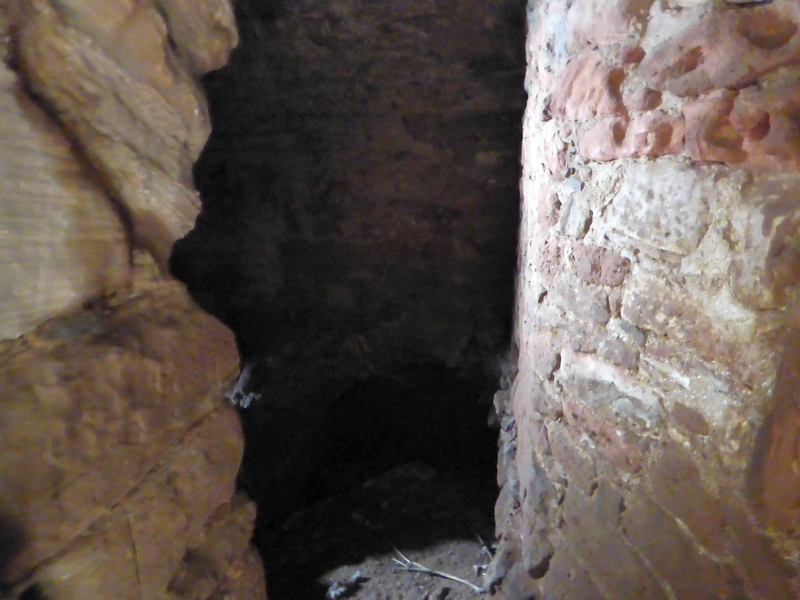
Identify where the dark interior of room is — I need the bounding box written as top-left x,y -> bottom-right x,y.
169,0 -> 527,597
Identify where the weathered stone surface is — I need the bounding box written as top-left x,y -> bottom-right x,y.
567,0 -> 653,48
546,421 -> 598,495
10,0 -> 237,269
166,493 -> 259,600
31,508 -> 140,600
125,406 -> 244,599
0,56 -> 129,341
25,405 -> 242,600
550,279 -> 611,324
670,401 -> 710,436
0,282 -> 238,582
535,236 -> 563,285
721,501 -> 798,598
640,2 -> 800,97
499,2 -> 800,597
571,242 -> 631,287
561,485 -> 667,599
621,494 -> 729,599
684,91 -> 746,164
208,545 -> 267,600
152,0 -> 238,75
579,112 -> 685,161
623,88 -> 662,112
647,440 -> 727,555
732,82 -> 800,170
603,160 -> 712,255
537,544 -> 605,600
550,52 -> 626,121
729,173 -> 800,310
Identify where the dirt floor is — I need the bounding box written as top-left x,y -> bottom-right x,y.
237,362 -> 502,600
257,461 -> 498,600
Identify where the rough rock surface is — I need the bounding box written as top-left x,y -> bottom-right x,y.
7,0 -> 237,271
0,1 -> 265,598
0,283 -> 263,599
173,0 -> 526,369
493,0 -> 800,597
0,45 -> 129,340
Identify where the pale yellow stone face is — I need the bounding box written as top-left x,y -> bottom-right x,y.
0,59 -> 129,340
7,0 -> 237,275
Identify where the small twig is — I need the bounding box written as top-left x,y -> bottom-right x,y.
392,549 -> 486,594
476,535 -> 494,562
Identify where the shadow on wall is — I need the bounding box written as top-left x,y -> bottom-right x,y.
169,0 -> 526,364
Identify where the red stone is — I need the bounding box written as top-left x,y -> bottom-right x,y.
639,4 -> 800,97
571,241 -> 631,287
648,440 -> 727,556
579,112 -> 685,161
615,46 -> 646,66
550,52 -> 626,121
623,88 -> 662,112
732,82 -> 800,170
683,91 -> 746,164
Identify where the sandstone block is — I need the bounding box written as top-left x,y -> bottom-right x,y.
530,336 -> 560,381
729,173 -> 800,310
0,283 -> 238,582
623,88 -> 662,112
561,395 -> 645,474
30,508 -> 140,600
621,276 -> 724,368
562,485 -> 667,599
208,545 -> 267,600
0,57 -> 129,340
535,236 -> 562,285
579,112 -> 684,161
670,401 -> 710,436
11,0 -> 235,269
167,493 -> 258,600
603,160 -> 712,255
647,440 -> 727,555
567,0 -> 652,48
684,92 -> 746,164
549,279 -> 611,324
550,52 -> 626,121
621,493 -> 729,599
537,186 -> 562,228
25,405 -> 242,600
639,3 -> 800,97
732,82 -> 800,170
571,242 -> 631,287
537,544 -> 605,600
721,501 -> 796,598
542,121 -> 568,179
152,0 -> 238,75
125,406 -> 244,599
547,421 -> 598,497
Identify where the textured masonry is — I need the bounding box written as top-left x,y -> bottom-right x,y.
493,0 -> 800,598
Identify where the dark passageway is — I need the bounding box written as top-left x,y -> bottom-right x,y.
169,0 -> 527,597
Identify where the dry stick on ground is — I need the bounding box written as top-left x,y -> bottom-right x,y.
391,548 -> 487,594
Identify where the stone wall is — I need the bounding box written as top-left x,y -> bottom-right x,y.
494,0 -> 800,598
0,1 -> 265,598
172,0 -> 527,366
